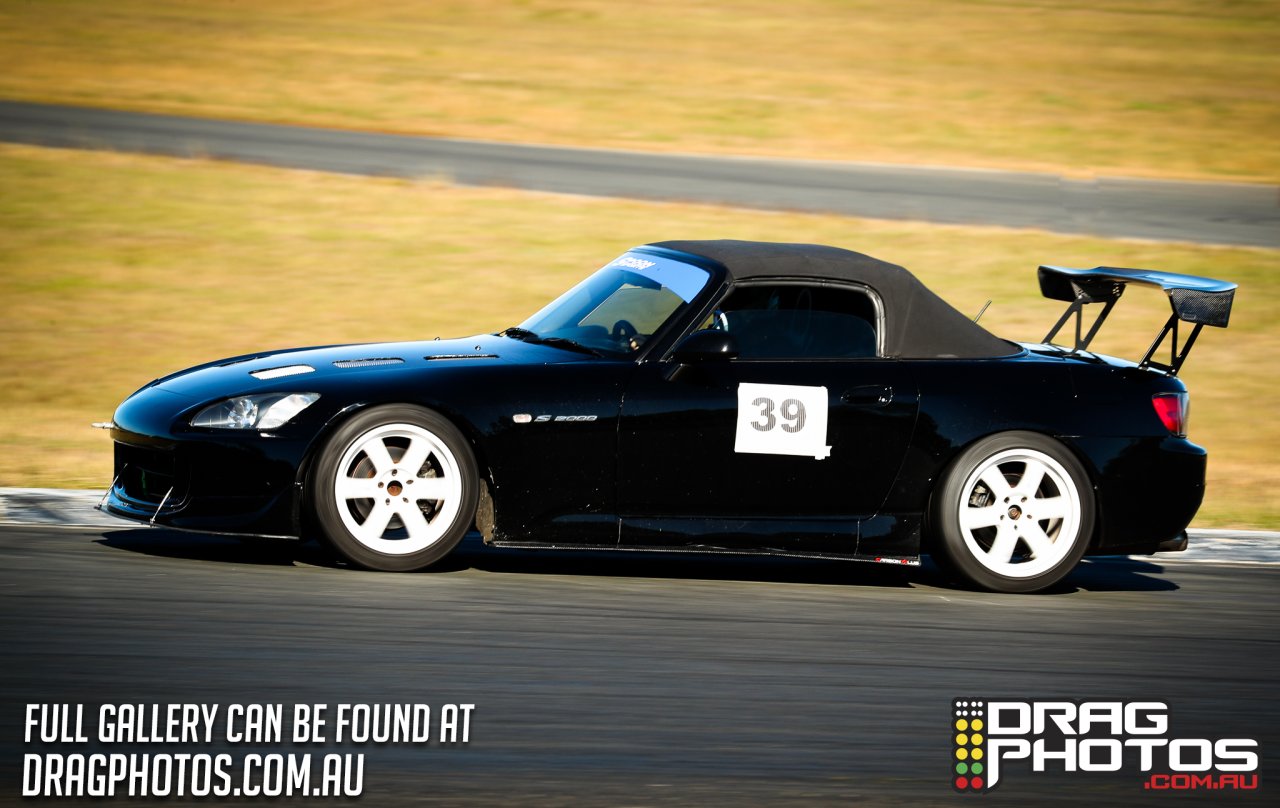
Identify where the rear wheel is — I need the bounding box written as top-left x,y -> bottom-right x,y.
310,405 -> 478,571
931,432 -> 1094,593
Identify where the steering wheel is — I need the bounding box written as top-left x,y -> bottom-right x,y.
611,319 -> 641,351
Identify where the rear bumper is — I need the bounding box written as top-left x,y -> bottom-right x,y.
1068,435 -> 1206,552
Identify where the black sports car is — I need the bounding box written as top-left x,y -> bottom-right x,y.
102,240 -> 1235,593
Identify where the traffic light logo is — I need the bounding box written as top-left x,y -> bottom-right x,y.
953,700 -> 986,792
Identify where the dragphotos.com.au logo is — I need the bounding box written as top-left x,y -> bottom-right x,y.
951,699 -> 1259,794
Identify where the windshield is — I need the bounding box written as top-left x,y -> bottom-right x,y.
514,252 -> 712,356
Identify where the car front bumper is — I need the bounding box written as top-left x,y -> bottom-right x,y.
104,388 -> 311,538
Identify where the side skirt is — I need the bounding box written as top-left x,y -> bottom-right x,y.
487,540 -> 920,566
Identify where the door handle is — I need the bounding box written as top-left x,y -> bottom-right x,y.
841,385 -> 893,406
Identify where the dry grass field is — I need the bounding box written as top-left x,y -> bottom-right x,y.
1,0 -> 1277,181
1,144 -> 1275,526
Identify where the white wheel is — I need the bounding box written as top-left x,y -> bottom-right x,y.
955,448 -> 1082,579
333,423 -> 465,555
932,432 -> 1094,593
311,406 -> 478,571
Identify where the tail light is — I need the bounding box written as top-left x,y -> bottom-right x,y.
1152,392 -> 1189,437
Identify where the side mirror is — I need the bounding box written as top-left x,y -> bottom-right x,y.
672,329 -> 739,363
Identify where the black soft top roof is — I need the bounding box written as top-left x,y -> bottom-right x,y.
650,240 -> 1015,359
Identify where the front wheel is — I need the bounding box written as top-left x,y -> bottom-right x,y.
310,405 -> 479,571
930,432 -> 1094,593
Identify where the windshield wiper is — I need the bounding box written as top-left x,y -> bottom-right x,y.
499,327 -> 605,357
537,336 -> 605,357
499,327 -> 540,342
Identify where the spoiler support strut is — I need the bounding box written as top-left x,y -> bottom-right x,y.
1042,292 -> 1119,353
1139,314 -> 1204,376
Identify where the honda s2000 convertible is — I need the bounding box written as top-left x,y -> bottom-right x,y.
102,241 -> 1235,592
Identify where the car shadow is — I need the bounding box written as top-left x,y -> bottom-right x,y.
452,537 -> 927,589
96,528 -> 327,567
94,529 -> 1179,592
1053,556 -> 1181,593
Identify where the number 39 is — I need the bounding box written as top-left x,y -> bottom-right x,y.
750,396 -> 807,433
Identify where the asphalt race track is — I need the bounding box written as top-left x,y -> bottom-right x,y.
2,100 -> 1277,248
2,524 -> 1275,806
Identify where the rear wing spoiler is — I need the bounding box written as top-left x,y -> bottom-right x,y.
1039,266 -> 1236,375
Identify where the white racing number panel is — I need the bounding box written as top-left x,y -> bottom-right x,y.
734,382 -> 831,460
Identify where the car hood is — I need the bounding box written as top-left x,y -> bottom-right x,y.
141,334 -> 583,399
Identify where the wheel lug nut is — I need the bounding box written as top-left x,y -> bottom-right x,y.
378,482 -> 384,488
391,470 -> 397,477
403,497 -> 408,502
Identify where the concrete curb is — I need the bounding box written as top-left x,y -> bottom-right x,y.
0,487 -> 121,528
3,487 -> 1277,564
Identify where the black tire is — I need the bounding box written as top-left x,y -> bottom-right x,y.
930,431 -> 1094,593
309,405 -> 479,572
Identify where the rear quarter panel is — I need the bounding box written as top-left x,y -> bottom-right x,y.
892,350 -> 1203,550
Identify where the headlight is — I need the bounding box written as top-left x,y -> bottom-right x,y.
191,393 -> 320,430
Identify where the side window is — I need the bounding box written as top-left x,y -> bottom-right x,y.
704,284 -> 878,359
